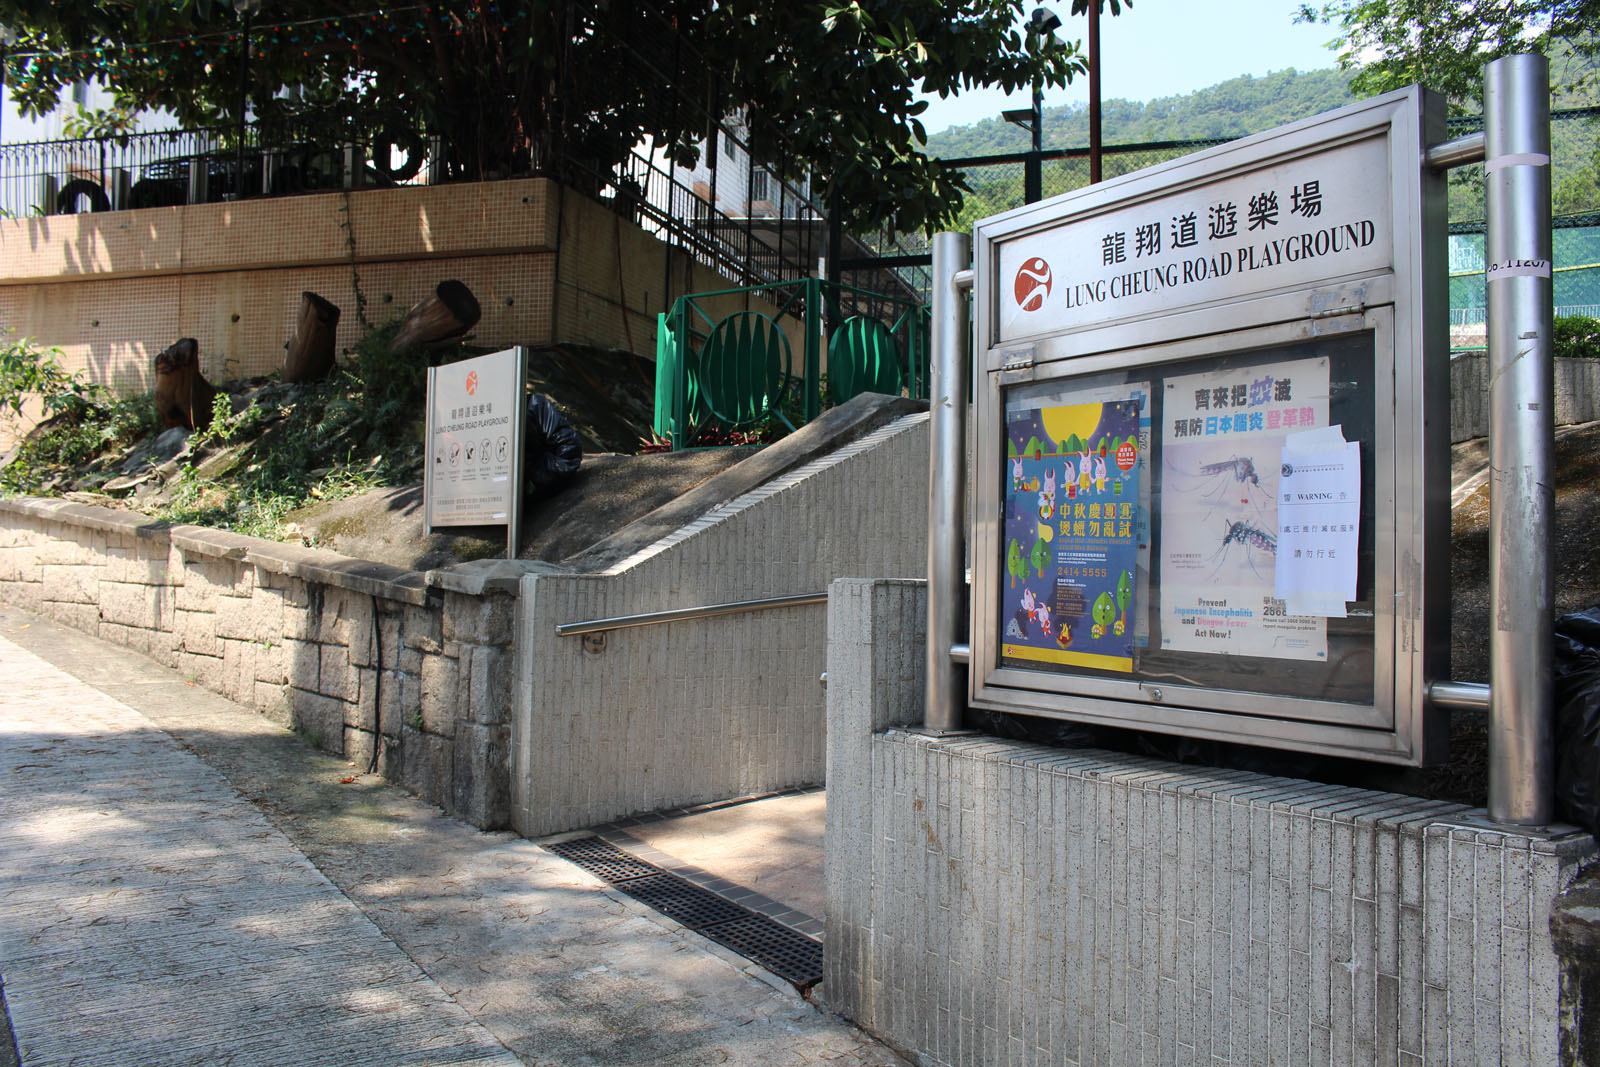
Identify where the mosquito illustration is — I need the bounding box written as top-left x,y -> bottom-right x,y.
1198,456 -> 1259,485
1169,453 -> 1273,525
1203,519 -> 1277,582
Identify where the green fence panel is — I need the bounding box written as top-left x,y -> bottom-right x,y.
653,310 -> 678,443
694,311 -> 792,429
827,315 -> 903,404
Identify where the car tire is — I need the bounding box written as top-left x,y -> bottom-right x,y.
56,178 -> 112,214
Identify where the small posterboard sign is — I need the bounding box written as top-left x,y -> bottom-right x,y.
424,347 -> 527,559
1158,356 -> 1331,662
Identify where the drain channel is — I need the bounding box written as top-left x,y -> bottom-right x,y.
546,836 -> 822,989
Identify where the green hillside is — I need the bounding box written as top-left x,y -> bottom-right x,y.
925,67 -> 1358,159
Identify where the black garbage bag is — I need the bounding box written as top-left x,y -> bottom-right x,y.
523,393 -> 582,500
1554,607 -> 1600,839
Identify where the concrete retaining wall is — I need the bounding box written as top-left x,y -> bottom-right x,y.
822,578 -> 1599,1067
1451,355 -> 1599,443
0,496 -> 516,827
510,412 -> 931,837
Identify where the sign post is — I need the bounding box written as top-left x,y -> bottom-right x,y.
423,347 -> 528,560
1484,54 -> 1555,824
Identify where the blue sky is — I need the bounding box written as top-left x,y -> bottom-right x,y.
919,0 -> 1345,135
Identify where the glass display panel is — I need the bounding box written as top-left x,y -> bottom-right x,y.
997,330 -> 1377,705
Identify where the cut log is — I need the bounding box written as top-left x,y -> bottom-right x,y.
153,337 -> 219,433
389,279 -> 481,353
282,291 -> 341,382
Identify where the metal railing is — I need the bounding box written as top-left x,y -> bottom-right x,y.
0,117 -> 428,218
555,591 -> 826,637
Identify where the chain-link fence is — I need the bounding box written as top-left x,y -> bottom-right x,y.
853,106 -> 1600,318
1445,107 -> 1600,336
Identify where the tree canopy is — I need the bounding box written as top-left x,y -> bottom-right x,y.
0,0 -> 1097,236
1294,0 -> 1600,105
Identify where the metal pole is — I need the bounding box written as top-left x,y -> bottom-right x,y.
1484,54 -> 1554,825
925,232 -> 971,732
1087,0 -> 1101,185
804,276 -> 821,423
1026,80 -> 1043,204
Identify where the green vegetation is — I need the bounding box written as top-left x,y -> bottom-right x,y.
928,51 -> 1599,230
1295,0 -> 1597,107
1,337 -> 160,494
0,327 -> 477,542
1554,315 -> 1600,360
1289,4 -> 1599,224
145,325 -> 465,538
0,336 -> 104,423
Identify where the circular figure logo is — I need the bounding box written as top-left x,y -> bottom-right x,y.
465,370 -> 479,396
1281,462 -> 1294,478
1013,257 -> 1052,312
1115,440 -> 1137,472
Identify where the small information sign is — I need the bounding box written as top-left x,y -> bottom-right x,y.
424,347 -> 527,558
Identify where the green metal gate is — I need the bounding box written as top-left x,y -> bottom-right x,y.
653,277 -> 929,449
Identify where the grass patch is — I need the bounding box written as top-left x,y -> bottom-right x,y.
1,327 -> 477,543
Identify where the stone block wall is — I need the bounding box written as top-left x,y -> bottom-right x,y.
822,578 -> 1600,1067
0,496 -> 516,828
1451,355 -> 1599,442
510,411 -> 931,838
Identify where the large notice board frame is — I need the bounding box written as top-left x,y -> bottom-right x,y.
423,346 -> 527,560
968,87 -> 1451,765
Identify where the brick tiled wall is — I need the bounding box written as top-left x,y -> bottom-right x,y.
823,578 -> 1599,1067
0,177 -> 771,396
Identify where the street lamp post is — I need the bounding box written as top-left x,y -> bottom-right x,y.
1004,7 -> 1060,205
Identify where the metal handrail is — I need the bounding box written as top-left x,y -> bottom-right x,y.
555,591 -> 826,636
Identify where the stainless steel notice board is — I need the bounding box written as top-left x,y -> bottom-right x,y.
970,87 -> 1451,764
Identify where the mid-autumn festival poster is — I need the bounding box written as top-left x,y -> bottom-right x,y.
1002,391 -> 1145,673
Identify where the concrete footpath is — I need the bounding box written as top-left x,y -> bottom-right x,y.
0,603 -> 907,1067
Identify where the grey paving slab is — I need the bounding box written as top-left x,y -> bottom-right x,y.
0,636 -> 520,1067
0,604 -> 907,1067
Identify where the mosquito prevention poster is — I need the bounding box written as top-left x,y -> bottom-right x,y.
1158,357 -> 1329,660
1001,386 -> 1148,673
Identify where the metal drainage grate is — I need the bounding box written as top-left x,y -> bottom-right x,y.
621,873 -> 752,928
543,835 -> 661,882
545,836 -> 823,989
697,914 -> 825,986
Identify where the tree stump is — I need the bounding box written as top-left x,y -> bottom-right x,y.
282,291 -> 341,382
389,279 -> 481,353
153,338 -> 219,433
